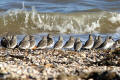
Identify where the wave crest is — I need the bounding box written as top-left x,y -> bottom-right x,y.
0,9 -> 120,34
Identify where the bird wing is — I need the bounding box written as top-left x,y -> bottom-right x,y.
54,41 -> 62,48
19,41 -> 29,48
74,42 -> 82,50
84,40 -> 93,47
37,40 -> 47,47
98,41 -> 107,49
47,39 -> 53,46
93,40 -> 102,48
63,40 -> 73,48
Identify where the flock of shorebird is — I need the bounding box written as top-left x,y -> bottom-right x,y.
0,34 -> 120,51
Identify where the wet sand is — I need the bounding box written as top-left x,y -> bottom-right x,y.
0,48 -> 120,80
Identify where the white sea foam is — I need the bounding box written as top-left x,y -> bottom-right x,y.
0,8 -> 120,34
109,13 -> 120,23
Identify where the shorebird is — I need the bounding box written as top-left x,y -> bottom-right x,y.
116,39 -> 120,47
5,33 -> 12,42
18,35 -> 30,50
29,35 -> 36,50
37,36 -> 47,49
98,36 -> 114,49
47,34 -> 54,48
74,37 -> 82,52
1,33 -> 13,48
8,35 -> 17,49
63,36 -> 75,50
108,36 -> 115,48
54,36 -> 63,50
111,41 -> 119,49
92,35 -> 103,49
1,36 -> 9,48
116,39 -> 120,45
82,34 -> 94,50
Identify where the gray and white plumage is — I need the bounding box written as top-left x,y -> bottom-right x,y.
98,36 -> 114,49
63,36 -> 75,49
116,39 -> 120,47
92,35 -> 102,49
83,34 -> 94,49
1,33 -> 12,48
74,37 -> 82,51
8,35 -> 17,49
37,36 -> 47,49
111,41 -> 120,49
54,36 -> 63,49
1,36 -> 9,48
47,34 -> 54,48
5,33 -> 13,42
116,39 -> 120,44
108,36 -> 115,48
29,35 -> 36,49
19,35 -> 30,50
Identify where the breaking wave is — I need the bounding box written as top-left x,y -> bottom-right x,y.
0,8 -> 120,34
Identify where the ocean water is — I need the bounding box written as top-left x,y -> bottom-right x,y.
0,0 -> 119,42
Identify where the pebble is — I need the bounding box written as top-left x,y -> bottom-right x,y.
0,48 -> 120,79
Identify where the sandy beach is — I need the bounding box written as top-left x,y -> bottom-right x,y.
0,48 -> 120,80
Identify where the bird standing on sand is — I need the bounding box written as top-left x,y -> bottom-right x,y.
74,37 -> 82,52
1,36 -> 9,48
47,34 -> 54,48
5,33 -> 13,42
8,35 -> 17,49
29,35 -> 36,50
108,36 -> 115,48
92,35 -> 102,49
54,36 -> 63,50
83,34 -> 94,50
1,33 -> 12,48
116,39 -> 120,47
111,41 -> 119,49
116,39 -> 120,45
37,36 -> 47,49
98,36 -> 114,49
63,36 -> 75,50
19,35 -> 30,50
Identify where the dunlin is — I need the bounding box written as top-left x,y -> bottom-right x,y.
83,34 -> 94,50
8,35 -> 17,49
92,35 -> 102,49
19,35 -> 30,50
1,33 -> 12,48
47,34 -> 54,48
29,35 -> 36,50
111,41 -> 119,49
63,36 -> 75,49
54,36 -> 63,49
116,39 -> 120,44
116,39 -> 120,47
98,36 -> 114,49
108,36 -> 115,48
5,33 -> 12,42
74,37 -> 82,52
1,36 -> 9,48
37,36 -> 47,49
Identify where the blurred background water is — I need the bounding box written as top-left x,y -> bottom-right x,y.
0,0 -> 119,42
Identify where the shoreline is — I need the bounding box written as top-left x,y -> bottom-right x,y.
0,48 -> 120,80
